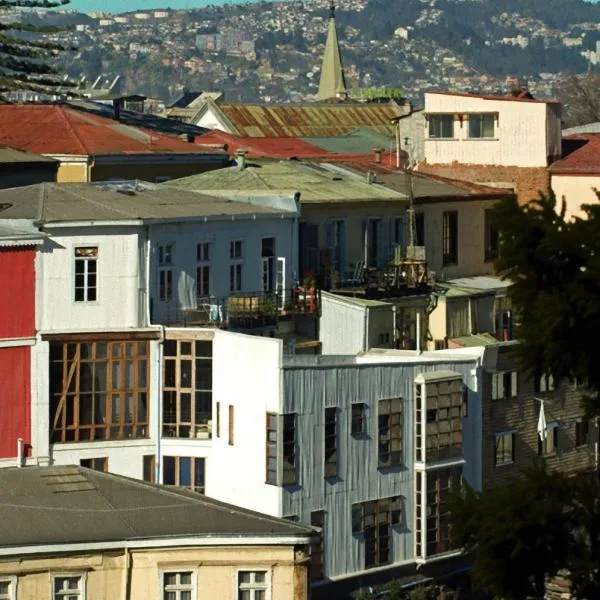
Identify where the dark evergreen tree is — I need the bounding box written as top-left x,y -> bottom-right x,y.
0,0 -> 73,94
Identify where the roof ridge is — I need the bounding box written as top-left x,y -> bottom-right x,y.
57,106 -> 89,155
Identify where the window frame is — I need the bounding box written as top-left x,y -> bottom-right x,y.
536,372 -> 555,394
73,246 -> 98,303
0,576 -> 17,600
494,431 -> 515,466
159,569 -> 197,600
324,406 -> 338,478
282,413 -> 297,485
229,239 -> 244,294
491,371 -> 518,400
158,243 -> 174,302
575,418 -> 589,447
467,112 -> 496,139
196,242 -> 211,298
538,422 -> 559,456
310,510 -> 325,581
442,211 -> 458,266
351,402 -> 366,436
428,114 -> 454,139
162,456 -> 206,494
378,397 -> 402,469
52,573 -> 86,600
236,569 -> 271,600
79,457 -> 108,472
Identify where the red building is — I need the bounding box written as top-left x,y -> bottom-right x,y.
0,221 -> 42,461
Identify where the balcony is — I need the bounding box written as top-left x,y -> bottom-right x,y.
159,288 -> 320,331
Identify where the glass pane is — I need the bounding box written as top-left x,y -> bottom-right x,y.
164,360 -> 176,387
180,393 -> 192,422
239,591 -> 251,600
179,457 -> 192,486
255,592 -> 265,600
138,393 -> 147,423
195,340 -> 212,357
181,592 -> 191,600
194,458 -> 205,489
138,360 -> 147,387
180,572 -> 192,585
163,456 -> 175,485
164,593 -> 176,600
180,360 -> 192,388
254,571 -> 266,583
0,582 -> 9,594
195,362 -> 212,390
180,342 -> 192,356
239,572 -> 251,584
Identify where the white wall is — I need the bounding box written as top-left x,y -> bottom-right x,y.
150,216 -> 296,325
551,174 -> 600,220
207,330 -> 283,515
424,93 -> 556,167
195,106 -> 231,132
319,293 -> 366,354
38,226 -> 142,332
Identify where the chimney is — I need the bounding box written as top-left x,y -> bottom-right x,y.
236,149 -> 247,170
373,146 -> 383,164
366,171 -> 375,184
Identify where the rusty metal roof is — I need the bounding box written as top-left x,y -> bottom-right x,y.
215,102 -> 402,137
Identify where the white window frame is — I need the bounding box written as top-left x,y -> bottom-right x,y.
196,242 -> 212,299
539,422 -> 559,456
0,576 -> 17,600
467,112 -> 496,139
52,573 -> 86,600
235,569 -> 271,600
158,243 -> 174,302
427,114 -> 454,139
229,239 -> 244,293
538,373 -> 555,393
159,569 -> 197,600
494,431 -> 515,466
491,371 -> 518,400
73,246 -> 98,303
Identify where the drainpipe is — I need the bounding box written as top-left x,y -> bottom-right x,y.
155,326 -> 165,485
17,438 -> 24,468
364,307 -> 370,352
392,304 -> 398,348
416,311 -> 421,354
121,544 -> 131,600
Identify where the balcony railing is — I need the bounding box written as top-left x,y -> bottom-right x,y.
159,288 -> 320,329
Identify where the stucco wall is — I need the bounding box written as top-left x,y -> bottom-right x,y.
56,162 -> 89,182
551,174 -> 600,221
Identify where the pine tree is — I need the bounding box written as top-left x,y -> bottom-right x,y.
0,0 -> 72,94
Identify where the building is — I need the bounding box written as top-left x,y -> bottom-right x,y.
419,91 -> 562,202
550,134 -> 600,220
0,147 -> 58,188
0,105 -> 228,183
317,1 -> 348,101
0,465 -> 316,600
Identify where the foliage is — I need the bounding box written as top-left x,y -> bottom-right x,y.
556,74 -> 600,128
0,0 -> 74,94
493,191 -> 600,417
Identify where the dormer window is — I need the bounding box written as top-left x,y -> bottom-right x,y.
468,113 -> 495,139
428,114 -> 454,139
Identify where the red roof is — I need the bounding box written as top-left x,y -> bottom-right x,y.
0,104 -> 226,156
197,130 -> 395,163
550,135 -> 600,175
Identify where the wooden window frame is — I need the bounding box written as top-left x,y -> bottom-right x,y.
442,211 -> 458,266
50,340 -> 150,443
79,457 -> 108,472
425,379 -> 463,462
310,510 -> 325,581
494,431 -> 515,466
162,339 -> 213,440
74,246 -> 98,303
536,372 -> 555,393
351,403 -> 366,436
324,407 -> 338,478
143,454 -> 156,483
162,456 -> 206,494
282,413 -> 297,485
266,413 -> 278,485
378,398 -> 402,468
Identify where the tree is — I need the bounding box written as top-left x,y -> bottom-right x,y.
494,192 -> 600,417
556,74 -> 600,128
0,0 -> 73,94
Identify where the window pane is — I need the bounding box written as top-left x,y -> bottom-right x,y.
179,457 -> 192,486
163,456 -> 175,485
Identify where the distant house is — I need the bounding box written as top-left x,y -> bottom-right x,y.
0,104 -> 228,183
420,91 -> 562,202
550,134 -> 600,220
0,147 -> 58,188
0,465 -> 315,600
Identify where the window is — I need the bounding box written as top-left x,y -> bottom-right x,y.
428,114 -> 454,139
282,413 -> 297,485
492,371 -> 518,400
0,578 -> 16,600
162,571 -> 194,600
468,113 -> 495,139
462,387 -> 468,418
196,242 -> 211,298
74,246 -> 98,302
230,240 -> 243,259
538,423 -> 559,456
576,419 -> 589,447
324,407 -> 338,478
53,575 -> 85,600
143,454 -> 155,483
310,511 -> 325,581
228,405 -> 234,445
484,209 -> 498,261
442,211 -> 458,266
237,571 -> 268,600
163,339 -> 212,439
424,379 -> 463,462
536,372 -> 555,393
425,467 -> 462,556
415,212 -> 425,246
351,403 -> 366,436
163,456 -> 205,494
158,244 -> 173,302
494,431 -> 515,466
352,496 -> 401,568
261,237 -> 276,292
266,413 -> 278,485
50,340 -> 149,443
80,457 -> 108,472
325,220 -> 346,276
378,398 -> 402,468
379,333 -> 390,345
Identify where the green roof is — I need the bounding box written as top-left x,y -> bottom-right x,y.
302,128 -> 394,155
166,161 -> 407,204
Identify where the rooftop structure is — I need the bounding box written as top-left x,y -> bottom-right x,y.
317,0 -> 348,101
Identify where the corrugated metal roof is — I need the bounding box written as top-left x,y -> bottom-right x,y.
0,466 -> 315,548
0,146 -> 57,164
0,219 -> 46,246
216,102 -> 402,137
549,134 -> 600,174
302,128 -> 395,154
166,160 -> 408,204
0,182 -> 294,224
450,332 -> 499,347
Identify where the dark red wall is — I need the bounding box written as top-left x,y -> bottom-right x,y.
0,346 -> 31,458
0,247 -> 35,339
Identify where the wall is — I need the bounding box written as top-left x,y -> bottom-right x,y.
150,216 -> 296,325
0,545 -> 307,600
37,226 -> 142,332
56,162 -> 89,182
398,110 -> 426,164
0,247 -> 35,339
551,174 -> 600,221
0,346 -> 30,459
0,164 -> 57,189
481,345 -> 597,489
208,331 -> 283,515
319,293 -> 366,354
423,93 -> 553,168
280,355 -> 480,579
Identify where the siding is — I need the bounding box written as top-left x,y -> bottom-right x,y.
0,247 -> 35,339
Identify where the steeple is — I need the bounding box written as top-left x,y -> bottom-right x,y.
316,0 -> 348,101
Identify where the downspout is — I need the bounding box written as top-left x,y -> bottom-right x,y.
364,307 -> 370,352
121,544 -> 131,600
17,438 -> 24,468
392,304 -> 397,349
416,311 -> 421,354
144,226 -> 151,327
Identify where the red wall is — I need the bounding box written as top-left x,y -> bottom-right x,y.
0,346 -> 31,458
0,247 -> 35,339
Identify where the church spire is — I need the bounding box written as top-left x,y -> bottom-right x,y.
316,0 -> 348,101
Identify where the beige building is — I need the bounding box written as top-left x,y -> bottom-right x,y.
0,466 -> 316,600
